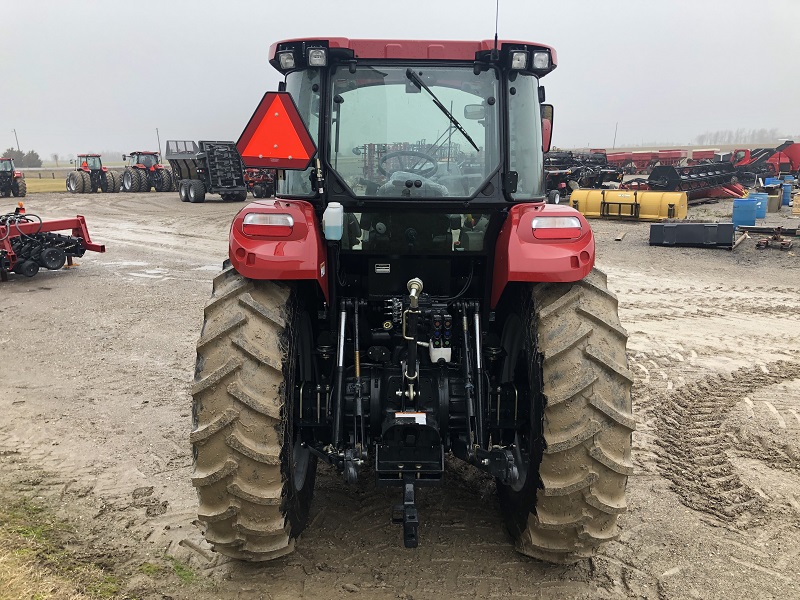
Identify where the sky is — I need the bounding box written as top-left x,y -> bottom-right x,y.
2,0 -> 798,158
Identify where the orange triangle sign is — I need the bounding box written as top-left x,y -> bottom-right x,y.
238,92 -> 316,170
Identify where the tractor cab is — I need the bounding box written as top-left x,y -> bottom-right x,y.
125,152 -> 159,169
77,155 -> 103,171
0,158 -> 14,172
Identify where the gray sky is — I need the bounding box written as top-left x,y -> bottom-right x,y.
2,0 -> 798,157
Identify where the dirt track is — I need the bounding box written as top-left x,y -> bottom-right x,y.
1,192 -> 800,599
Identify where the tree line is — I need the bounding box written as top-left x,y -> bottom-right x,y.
2,147 -> 42,168
694,129 -> 798,146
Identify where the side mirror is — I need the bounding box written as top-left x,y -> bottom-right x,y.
69,159 -> 74,165
541,104 -> 554,154
463,104 -> 485,120
122,155 -> 127,161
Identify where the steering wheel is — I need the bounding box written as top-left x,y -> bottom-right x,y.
378,150 -> 439,178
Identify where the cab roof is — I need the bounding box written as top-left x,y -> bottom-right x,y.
269,37 -> 557,73
77,154 -> 101,157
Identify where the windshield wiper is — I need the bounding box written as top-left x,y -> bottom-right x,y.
406,68 -> 479,152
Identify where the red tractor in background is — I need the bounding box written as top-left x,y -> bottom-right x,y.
191,38 -> 632,564
244,167 -> 276,198
0,158 -> 26,197
121,151 -> 174,192
66,154 -> 119,194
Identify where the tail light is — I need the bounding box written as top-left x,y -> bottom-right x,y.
531,216 -> 582,240
242,213 -> 294,237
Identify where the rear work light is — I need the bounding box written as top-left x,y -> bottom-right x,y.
277,50 -> 296,70
532,51 -> 550,70
307,47 -> 327,67
242,213 -> 294,237
531,216 -> 582,240
510,51 -> 528,70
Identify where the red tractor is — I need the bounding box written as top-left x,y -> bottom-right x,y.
244,167 -> 275,198
0,157 -> 26,197
191,38 -> 632,564
66,154 -> 119,194
121,151 -> 174,192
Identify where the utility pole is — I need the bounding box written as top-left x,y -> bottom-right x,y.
156,128 -> 162,157
12,129 -> 20,152
612,122 -> 618,150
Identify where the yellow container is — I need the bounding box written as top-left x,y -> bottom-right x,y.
568,189 -> 687,221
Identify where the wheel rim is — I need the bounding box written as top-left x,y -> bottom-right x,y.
123,171 -> 131,189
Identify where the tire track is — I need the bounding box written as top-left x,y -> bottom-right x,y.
654,360 -> 800,522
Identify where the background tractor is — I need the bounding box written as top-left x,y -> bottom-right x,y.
121,151 -> 174,192
0,158 -> 26,197
191,38 -> 633,564
66,154 -> 119,194
244,167 -> 275,198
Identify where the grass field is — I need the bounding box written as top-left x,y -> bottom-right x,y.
23,178 -> 66,193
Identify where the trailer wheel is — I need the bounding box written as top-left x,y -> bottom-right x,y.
188,180 -> 206,203
252,184 -> 266,198
178,180 -> 190,202
192,266 -> 317,561
497,269 -> 633,563
220,193 -> 231,202
234,191 -> 248,202
11,179 -> 26,198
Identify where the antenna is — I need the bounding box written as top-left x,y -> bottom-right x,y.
493,0 -> 499,58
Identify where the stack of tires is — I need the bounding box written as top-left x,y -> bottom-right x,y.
65,171 -> 120,194
121,168 -> 175,193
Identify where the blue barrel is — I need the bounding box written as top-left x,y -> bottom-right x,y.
732,198 -> 757,228
750,192 -> 768,218
783,183 -> 792,206
765,177 -> 780,185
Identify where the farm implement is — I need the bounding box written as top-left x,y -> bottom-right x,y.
165,140 -> 248,203
544,150 -> 624,202
0,204 -> 105,282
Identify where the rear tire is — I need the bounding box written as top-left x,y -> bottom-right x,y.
79,171 -> 91,193
138,169 -> 151,192
155,170 -> 170,192
188,180 -> 206,203
67,171 -> 84,193
122,169 -> 139,193
191,267 -> 316,561
104,171 -> 119,193
12,179 -> 26,197
497,269 -> 634,563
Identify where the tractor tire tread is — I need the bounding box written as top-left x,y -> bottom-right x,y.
192,268 -> 294,561
514,268 -> 633,563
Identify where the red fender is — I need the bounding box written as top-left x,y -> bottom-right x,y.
491,203 -> 595,308
229,199 -> 328,302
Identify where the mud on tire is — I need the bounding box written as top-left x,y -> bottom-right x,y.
497,268 -> 634,563
191,267 -> 316,561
